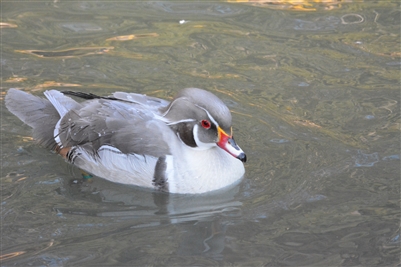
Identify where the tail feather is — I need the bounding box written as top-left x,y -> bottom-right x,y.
5,88 -> 60,149
44,90 -> 81,117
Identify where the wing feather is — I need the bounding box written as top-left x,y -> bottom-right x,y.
57,99 -> 172,157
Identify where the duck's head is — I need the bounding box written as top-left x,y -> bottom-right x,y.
163,88 -> 246,162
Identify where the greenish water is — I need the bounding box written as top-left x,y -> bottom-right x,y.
1,1 -> 400,266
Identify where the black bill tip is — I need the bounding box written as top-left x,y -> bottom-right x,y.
237,153 -> 247,163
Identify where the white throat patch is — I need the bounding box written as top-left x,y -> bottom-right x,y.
192,124 -> 216,150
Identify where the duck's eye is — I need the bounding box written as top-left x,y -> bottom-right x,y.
201,120 -> 211,129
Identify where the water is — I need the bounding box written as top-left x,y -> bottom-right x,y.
1,1 -> 400,265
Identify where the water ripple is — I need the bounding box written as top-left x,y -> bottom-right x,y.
354,150 -> 379,167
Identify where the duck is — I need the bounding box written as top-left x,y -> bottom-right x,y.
5,88 -> 246,194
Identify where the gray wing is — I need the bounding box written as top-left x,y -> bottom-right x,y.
57,99 -> 172,157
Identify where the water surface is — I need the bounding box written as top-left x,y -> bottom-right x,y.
1,1 -> 400,266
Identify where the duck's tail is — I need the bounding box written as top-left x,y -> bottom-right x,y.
5,88 -> 78,150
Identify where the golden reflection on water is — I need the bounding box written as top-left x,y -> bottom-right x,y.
226,0 -> 365,11
0,22 -> 18,28
5,77 -> 28,83
0,251 -> 26,261
106,33 -> 159,41
34,81 -> 81,88
15,47 -> 114,58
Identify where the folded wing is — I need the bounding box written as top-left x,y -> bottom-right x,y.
46,90 -> 172,158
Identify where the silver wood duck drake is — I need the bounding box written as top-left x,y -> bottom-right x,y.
5,88 -> 246,194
